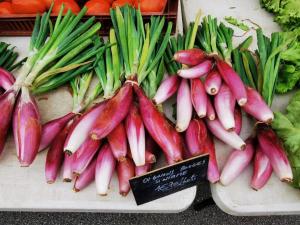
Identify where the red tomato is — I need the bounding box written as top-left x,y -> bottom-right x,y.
85,0 -> 110,15
12,0 -> 47,14
52,0 -> 80,14
139,0 -> 166,12
112,0 -> 134,8
0,2 -> 13,15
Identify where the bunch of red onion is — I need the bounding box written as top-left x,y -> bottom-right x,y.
41,78 -> 187,196
153,48 -> 292,188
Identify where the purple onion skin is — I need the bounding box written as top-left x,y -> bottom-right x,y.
0,68 -> 15,91
185,119 -> 207,157
153,75 -> 180,104
117,158 -> 135,196
39,112 -> 76,152
234,107 -> 242,135
203,133 -> 220,183
204,69 -> 222,95
72,138 -> 101,175
134,85 -> 183,163
242,86 -> 274,123
251,147 -> 273,190
95,144 -> 116,196
206,118 -> 246,150
0,90 -> 16,155
257,125 -> 293,182
45,125 -> 69,184
107,123 -> 128,162
174,49 -> 207,66
135,163 -> 151,176
176,79 -> 193,132
177,60 -> 213,79
220,138 -> 255,186
62,153 -> 75,182
191,79 -> 207,118
216,59 -> 247,106
73,157 -> 97,192
214,84 -> 236,131
90,83 -> 133,140
206,96 -> 216,120
13,87 -> 41,167
64,101 -> 107,155
125,104 -> 146,167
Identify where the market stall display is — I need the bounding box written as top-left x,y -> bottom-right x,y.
1,0 -> 300,215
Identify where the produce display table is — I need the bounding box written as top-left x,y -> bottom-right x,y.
183,0 -> 300,216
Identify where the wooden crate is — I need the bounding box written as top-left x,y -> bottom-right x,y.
0,0 -> 179,36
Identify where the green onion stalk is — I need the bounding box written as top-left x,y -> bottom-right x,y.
0,42 -> 26,72
38,69 -> 104,152
0,5 -> 104,165
110,5 -> 172,86
196,15 -> 234,64
232,29 -> 295,106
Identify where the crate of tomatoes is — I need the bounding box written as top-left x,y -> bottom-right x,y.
0,0 -> 178,36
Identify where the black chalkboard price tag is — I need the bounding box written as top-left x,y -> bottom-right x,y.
129,154 -> 209,205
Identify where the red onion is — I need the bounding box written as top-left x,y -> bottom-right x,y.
214,84 -> 236,131
234,107 -> 242,135
176,79 -> 192,132
39,112 -> 76,152
134,85 -> 183,163
45,125 -> 69,183
206,96 -> 216,120
62,153 -> 74,182
242,86 -> 274,123
73,157 -> 97,192
0,68 -> 15,91
72,138 -> 101,175
220,138 -> 255,186
206,118 -> 246,150
257,125 -> 292,182
135,163 -> 152,176
251,147 -> 273,190
125,104 -> 146,166
107,123 -> 128,161
177,60 -> 213,79
204,69 -> 222,95
90,83 -> 133,140
153,75 -> 180,104
13,87 -> 41,166
95,144 -> 116,196
191,78 -> 207,118
216,59 -> 247,106
64,101 -> 106,155
174,49 -> 207,66
0,90 -> 16,155
203,133 -> 220,183
117,158 -> 135,196
185,119 -> 207,157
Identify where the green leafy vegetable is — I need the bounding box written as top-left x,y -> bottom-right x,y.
261,0 -> 300,31
272,91 -> 300,187
224,16 -> 250,31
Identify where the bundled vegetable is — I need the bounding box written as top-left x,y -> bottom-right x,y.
0,6 -> 103,165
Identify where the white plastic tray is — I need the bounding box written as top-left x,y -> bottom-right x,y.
0,3 -> 197,213
183,0 -> 300,216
